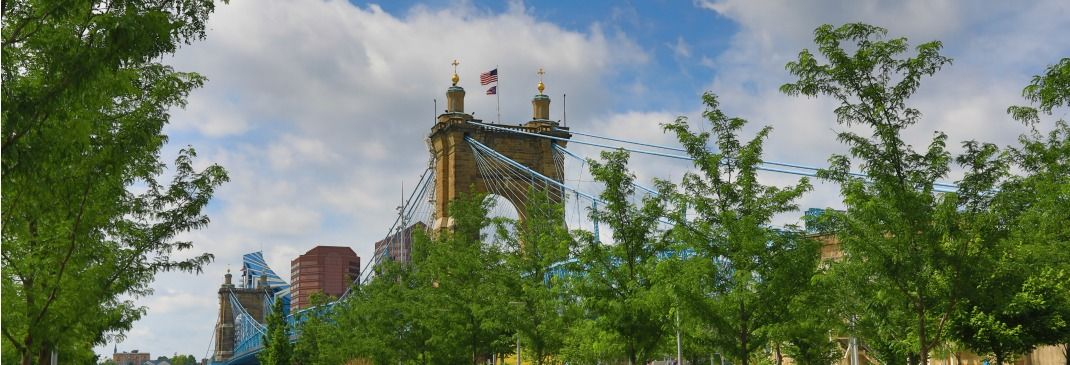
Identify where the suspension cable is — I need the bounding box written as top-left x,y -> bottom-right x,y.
471,122 -> 959,191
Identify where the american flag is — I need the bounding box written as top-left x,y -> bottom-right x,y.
485,86 -> 497,95
480,68 -> 498,85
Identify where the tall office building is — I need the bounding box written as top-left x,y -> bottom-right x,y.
373,222 -> 425,264
289,246 -> 360,311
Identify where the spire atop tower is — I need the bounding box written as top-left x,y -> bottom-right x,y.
444,59 -> 466,115
536,67 -> 545,94
530,67 -> 551,123
451,59 -> 460,86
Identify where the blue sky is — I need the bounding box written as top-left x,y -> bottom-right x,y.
101,0 -> 1069,360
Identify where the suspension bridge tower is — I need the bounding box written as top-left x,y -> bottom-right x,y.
429,63 -> 571,230
212,270 -> 273,362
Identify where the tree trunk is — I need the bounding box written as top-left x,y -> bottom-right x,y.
775,343 -> 783,365
740,299 -> 749,365
918,301 -> 929,365
20,339 -> 31,365
627,341 -> 636,365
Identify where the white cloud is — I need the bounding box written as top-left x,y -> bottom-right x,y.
171,93 -> 250,137
226,203 -> 323,236
669,36 -> 692,58
144,292 -> 215,315
267,134 -> 340,170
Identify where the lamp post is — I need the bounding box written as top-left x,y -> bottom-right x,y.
509,301 -> 523,365
676,309 -> 682,365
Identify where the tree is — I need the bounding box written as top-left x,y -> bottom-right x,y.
495,190 -> 576,365
776,268 -> 842,365
571,150 -> 670,365
169,354 -> 198,365
781,23 -> 959,365
340,259 -> 434,365
559,318 -> 626,365
292,292 -> 340,365
412,192 -> 512,364
1,0 -> 227,363
1005,59 -> 1070,361
660,92 -> 821,365
952,58 -> 1070,364
260,297 -> 293,365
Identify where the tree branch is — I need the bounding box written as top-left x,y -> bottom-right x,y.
29,174 -> 93,327
1,325 -> 26,353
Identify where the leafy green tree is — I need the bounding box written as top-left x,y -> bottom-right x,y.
341,259 -> 434,365
558,318 -> 626,365
1,0 -> 227,362
260,297 -> 293,365
660,92 -> 820,365
292,269 -> 415,365
571,150 -> 670,365
412,192 -> 512,364
1005,59 -> 1070,360
781,23 -> 959,365
495,190 -> 576,365
292,292 -> 341,365
169,354 -> 198,365
951,58 -> 1070,364
290,194 -> 514,365
776,270 -> 842,365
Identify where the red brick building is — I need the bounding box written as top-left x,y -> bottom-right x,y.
290,246 -> 360,311
373,222 -> 425,264
113,350 -> 150,365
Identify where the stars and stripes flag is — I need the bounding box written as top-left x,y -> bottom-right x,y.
486,86 -> 497,95
480,68 -> 498,85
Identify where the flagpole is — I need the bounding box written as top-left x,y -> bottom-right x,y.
496,64 -> 501,124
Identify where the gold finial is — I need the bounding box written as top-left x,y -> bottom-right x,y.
451,59 -> 460,86
537,68 -> 545,94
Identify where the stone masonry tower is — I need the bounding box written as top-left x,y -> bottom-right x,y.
213,270 -> 272,361
429,63 -> 570,230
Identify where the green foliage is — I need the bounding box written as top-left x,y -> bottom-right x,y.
1,0 -> 226,363
292,292 -> 342,365
570,149 -> 670,365
260,297 -> 293,365
169,354 -> 199,365
1008,58 -> 1070,124
292,261 -> 434,365
293,193 -> 516,365
558,318 -> 625,365
950,58 -> 1070,364
494,190 -> 576,365
778,272 -> 843,365
415,192 -> 513,364
660,92 -> 823,365
782,23 -> 959,365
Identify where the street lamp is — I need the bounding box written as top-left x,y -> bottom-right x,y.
508,301 -> 523,365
